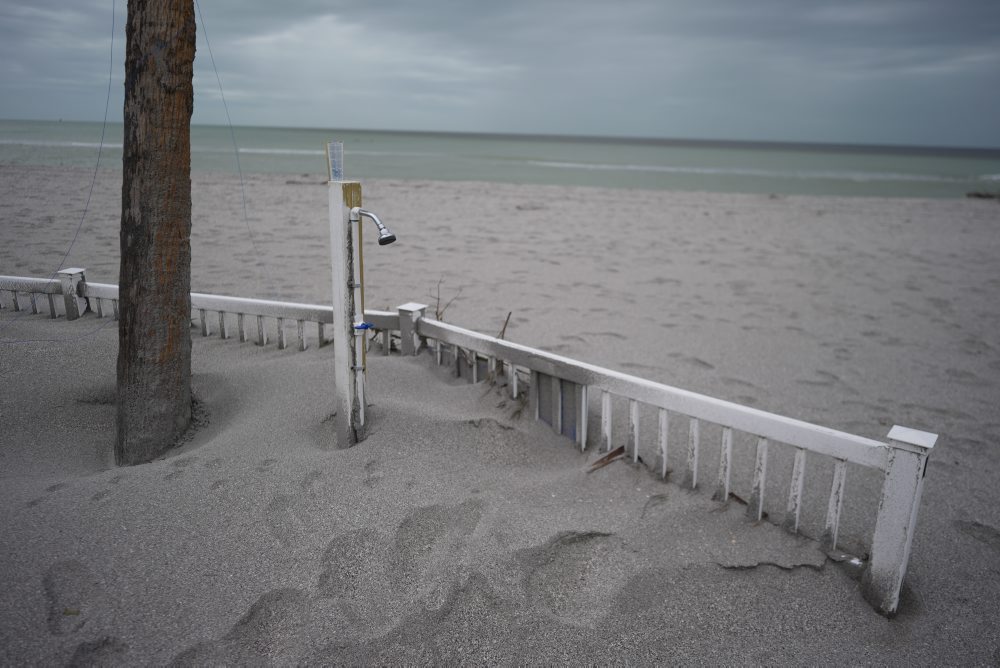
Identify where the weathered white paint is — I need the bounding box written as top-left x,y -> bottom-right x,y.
748,437 -> 769,522
685,417 -> 700,489
784,448 -> 807,534
658,408 -> 669,479
823,459 -> 848,550
862,426 -> 936,616
398,303 -> 427,356
713,427 -> 733,503
552,375 -> 562,433
296,320 -> 307,351
601,390 -> 612,452
277,318 -> 287,350
629,399 -> 640,463
254,315 -> 265,346
57,269 -> 86,321
531,370 -> 541,422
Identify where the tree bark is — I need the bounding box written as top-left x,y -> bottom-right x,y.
117,0 -> 196,465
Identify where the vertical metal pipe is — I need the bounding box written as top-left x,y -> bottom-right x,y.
199,309 -> 209,336
219,311 -> 228,339
238,313 -> 247,342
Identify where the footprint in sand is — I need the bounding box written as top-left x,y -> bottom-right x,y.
516,531 -> 628,626
68,635 -> 128,666
42,560 -> 103,636
390,500 -> 485,608
170,587 -> 350,666
315,528 -> 400,625
363,460 -> 382,489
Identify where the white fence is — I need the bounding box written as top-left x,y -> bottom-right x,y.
0,272 -> 936,616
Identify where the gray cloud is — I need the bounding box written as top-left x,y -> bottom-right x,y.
1,0 -> 997,146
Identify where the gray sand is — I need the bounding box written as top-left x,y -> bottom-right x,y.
1,164 -> 999,663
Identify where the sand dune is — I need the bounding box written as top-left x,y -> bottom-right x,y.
2,164 -> 999,663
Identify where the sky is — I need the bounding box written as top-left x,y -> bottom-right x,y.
1,0 -> 998,148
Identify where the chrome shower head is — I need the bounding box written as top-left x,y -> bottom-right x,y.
352,208 -> 396,246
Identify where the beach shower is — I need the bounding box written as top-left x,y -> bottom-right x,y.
327,140 -> 402,447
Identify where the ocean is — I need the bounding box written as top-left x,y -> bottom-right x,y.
2,119 -> 998,199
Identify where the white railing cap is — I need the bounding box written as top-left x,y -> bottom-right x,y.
398,302 -> 429,313
887,425 -> 938,450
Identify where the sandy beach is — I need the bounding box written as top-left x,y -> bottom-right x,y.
2,164 -> 999,664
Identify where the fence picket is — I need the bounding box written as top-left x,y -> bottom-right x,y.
714,427 -> 733,502
659,408 -> 669,479
601,390 -> 612,452
685,418 -> 700,489
823,459 -> 848,550
784,448 -> 807,533
748,437 -> 769,521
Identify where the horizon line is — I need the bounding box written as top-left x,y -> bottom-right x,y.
4,117 -> 1000,157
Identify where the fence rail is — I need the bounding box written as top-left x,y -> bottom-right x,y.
1,272 -> 399,352
0,273 -> 937,616
405,305 -> 936,617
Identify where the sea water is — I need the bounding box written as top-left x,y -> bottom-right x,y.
2,119 -> 998,199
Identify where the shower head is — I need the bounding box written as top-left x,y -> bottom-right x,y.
351,207 -> 396,246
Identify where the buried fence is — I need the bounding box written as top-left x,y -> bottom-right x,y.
0,271 -> 937,616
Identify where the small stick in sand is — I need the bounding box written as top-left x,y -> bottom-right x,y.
587,445 -> 625,474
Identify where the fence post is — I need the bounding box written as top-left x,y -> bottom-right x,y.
329,173 -> 365,447
397,302 -> 428,356
57,268 -> 87,321
861,425 -> 937,616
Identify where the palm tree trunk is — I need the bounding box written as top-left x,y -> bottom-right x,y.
116,0 -> 196,465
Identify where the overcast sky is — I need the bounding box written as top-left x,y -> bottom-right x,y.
1,0 -> 998,147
